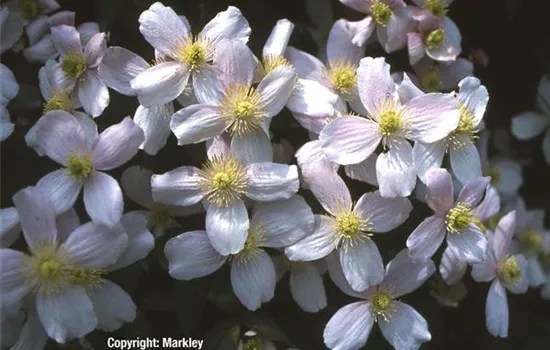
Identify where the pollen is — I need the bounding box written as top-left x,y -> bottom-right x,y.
61,52 -> 87,79
371,290 -> 394,321
420,70 -> 442,92
67,266 -> 104,288
370,0 -> 393,26
519,228 -> 542,252
378,110 -> 404,136
446,103 -> 479,151
66,154 -> 94,181
332,210 -> 372,251
498,256 -> 522,285
178,38 -> 207,70
199,155 -> 248,207
20,0 -> 38,21
263,54 -> 292,73
233,226 -> 265,264
219,84 -> 266,136
425,0 -> 447,18
21,244 -> 70,295
43,89 -> 73,113
425,28 -> 446,50
329,61 -> 357,97
445,203 -> 473,233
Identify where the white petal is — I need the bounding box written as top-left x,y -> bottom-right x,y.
354,191 -> 412,232
379,302 -> 431,349
134,103 -> 173,156
257,66 -> 297,117
170,104 -> 225,145
36,169 -> 82,215
214,39 -> 256,87
485,279 -> 508,338
345,153 -> 378,185
340,238 -> 384,291
323,302 -> 374,350
526,255 -> 546,288
471,253 -> 497,282
284,46 -> 326,83
290,263 -> 327,312
138,2 -> 190,55
493,160 -> 522,198
455,176 -> 490,207
439,246 -> 468,285
78,70 -> 109,118
8,309 -> 48,350
327,19 -> 366,65
285,215 -> 338,261
98,46 -> 148,95
151,166 -> 204,206
450,143 -> 482,185
263,19 -> 294,57
50,24 -> 82,56
511,111 -> 548,140
36,286 -> 97,343
413,140 -> 446,184
131,62 -> 190,107
503,254 -> 529,294
406,93 -> 460,143
165,231 -> 226,279
192,64 -> 225,105
357,56 -> 397,116
491,210 -> 516,262
425,17 -> 461,62
286,78 -> 337,118
230,250 -> 276,311
200,6 -> 251,46
83,171 -> 124,227
446,224 -> 487,263
84,32 -> 107,68
245,163 -> 299,202
120,166 -> 154,209
457,76 -> 488,125
382,249 -> 436,298
406,215 -> 446,261
88,280 -> 136,331
407,32 -> 425,65
376,140 -> 417,198
206,201 -> 249,255
0,207 -> 20,247
0,249 -> 29,308
230,130 -> 273,167
424,167 -> 455,214
0,63 -> 19,104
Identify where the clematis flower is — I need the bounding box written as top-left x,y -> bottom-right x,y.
413,76 -> 488,185
407,168 -> 490,263
285,180 -> 412,292
409,56 -> 474,93
0,64 -> 19,141
320,56 -> 460,197
323,249 -> 434,350
471,211 -> 528,338
33,110 -> 144,227
3,0 -> 60,42
170,39 -> 296,159
49,25 -> 109,117
164,196 -> 314,310
130,2 -> 251,107
410,0 -> 454,19
0,186 -> 130,344
0,207 -> 20,247
511,74 -> 550,164
339,0 -> 415,53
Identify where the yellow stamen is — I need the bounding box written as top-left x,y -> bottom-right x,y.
61,52 -> 87,79
232,226 -> 265,264
445,203 -> 473,233
66,154 -> 93,181
329,60 -> 357,97
177,36 -> 211,70
332,209 -> 372,251
219,84 -> 266,136
425,0 -> 447,18
370,0 -> 393,26
199,155 -> 248,207
446,103 -> 479,151
420,70 -> 442,92
371,290 -> 394,321
425,28 -> 446,50
498,256 -> 522,285
519,228 -> 542,252
263,54 -> 292,73
43,89 -> 73,113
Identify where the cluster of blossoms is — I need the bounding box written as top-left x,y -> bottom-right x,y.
0,1 -> 548,349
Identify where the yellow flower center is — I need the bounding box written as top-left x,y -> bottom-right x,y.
445,203 -> 473,233
425,0 -> 447,18
425,28 -> 446,50
66,154 -> 93,181
43,89 -> 73,113
20,0 -> 38,20
178,38 -> 207,70
371,290 -> 394,321
263,54 -> 292,74
219,84 -> 266,136
498,256 -> 522,285
150,204 -> 173,231
199,155 -> 248,207
446,103 -> 479,151
519,228 -> 542,252
420,70 -> 442,92
378,110 -> 404,136
233,227 -> 265,264
62,52 -> 87,79
329,61 -> 357,97
67,266 -> 104,287
332,210 -> 372,251
370,0 -> 393,26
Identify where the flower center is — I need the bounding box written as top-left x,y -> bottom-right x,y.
425,0 -> 447,18
20,0 -> 38,20
179,39 -> 207,70
66,154 -> 93,181
446,103 -> 479,150
332,210 -> 372,250
242,336 -> 263,350
378,110 -> 403,136
370,0 -> 393,26
425,28 -> 446,50
61,52 -> 87,79
263,54 -> 292,74
67,266 -> 104,288
150,204 -> 173,231
445,203 -> 473,233
233,227 -> 265,264
371,290 -> 394,321
199,155 -> 248,207
498,256 -> 522,285
420,70 -> 442,92
519,228 -> 542,252
329,61 -> 357,97
220,84 -> 266,136
43,89 -> 73,113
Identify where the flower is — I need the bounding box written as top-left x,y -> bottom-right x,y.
130,2 -> 251,107
0,63 -> 19,141
408,56 -> 474,92
471,210 -> 528,338
320,56 -> 460,197
286,184 -> 412,292
164,196 -> 314,310
33,110 -> 144,227
407,168 -> 490,262
49,25 -> 109,117
323,249 -> 435,350
413,76 -> 488,185
0,6 -> 24,53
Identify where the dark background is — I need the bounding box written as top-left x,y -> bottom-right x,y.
2,0 -> 550,349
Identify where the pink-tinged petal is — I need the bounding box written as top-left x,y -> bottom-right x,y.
78,70 -> 109,117
398,73 -> 424,104
200,6 -> 251,46
354,191 -> 412,232
425,168 -> 454,214
230,130 -> 273,167
471,252 -> 497,282
378,302 -> 431,349
83,172 -> 124,227
323,302 -> 374,350
12,187 -> 57,252
263,19 -> 294,57
457,76 -> 488,126
357,56 -> 397,116
345,153 -> 378,185
257,66 -> 297,117
407,215 -> 446,261
91,117 -> 144,170
408,32 -> 425,65
130,62 -> 190,107
77,22 -> 100,46
406,93 -> 460,143
376,139 -> 417,198
456,176 -> 490,207
98,47 -> 148,96
286,78 -> 337,118
492,210 -> 516,262
340,238 -> 384,291
327,19 -> 366,66
206,135 -> 231,158
285,215 -> 338,261
50,24 -> 82,56
413,140 -> 446,184
284,46 -> 327,84
34,110 -> 89,166
377,7 -> 414,53
290,262 -> 327,313
37,0 -> 60,13
450,143 -> 483,185
84,32 -> 106,68
206,201 -> 249,256
151,166 -> 204,206
214,39 -> 256,87
492,160 -> 522,198
446,224 -> 487,263
36,169 -> 82,215
62,221 -> 127,269
485,279 -> 508,338
382,249 -> 436,298
170,104 -> 225,145
134,103 -> 173,156
88,279 -> 136,332
473,186 -> 500,222
165,231 -> 226,279
192,64 -> 224,105
1,249 -> 30,308
440,246 -> 467,285
320,116 -> 381,165
138,2 -> 189,55
73,111 -> 98,149
36,286 -> 97,344
245,163 -> 299,202
346,16 -> 376,47
511,111 -> 548,140
230,250 -> 275,311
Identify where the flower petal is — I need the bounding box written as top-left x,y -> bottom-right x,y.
502,254 -> 529,294
284,46 -> 326,83
327,19 -> 366,65
446,224 -> 487,263
381,249 -> 436,298
214,39 -> 256,87
138,2 -> 189,55
290,262 -> 327,313
131,62 -> 190,107
88,280 -> 136,332
0,207 -> 20,247
245,163 -> 299,201
450,143 -> 483,185
492,210 -> 516,262
413,140 -> 446,184
50,24 -> 82,56
36,169 -> 82,215
440,246 -> 468,285
285,215 -> 338,261
84,32 -> 107,68
455,175 -> 490,207
134,103 -> 173,156
407,32 -> 425,65
424,168 -> 454,214
200,6 -> 251,46
120,166 -> 154,209
170,104 -> 225,145
406,93 -> 460,143
379,302 -> 431,349
407,215 -> 446,261
286,78 -> 337,118
263,19 -> 294,57
151,166 -> 204,206
98,46 -> 148,96
355,191 -> 412,232
425,17 -> 461,62
230,130 -> 273,167
511,111 -> 548,140
485,279 -> 508,338
340,238 -> 385,291
345,153 -> 378,185
1,249 -> 29,308
83,172 -> 124,227
206,201 -> 249,255
357,56 -> 397,116
192,64 -> 225,105
376,139 -> 417,198
323,302 -> 374,350
257,66 -> 297,117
